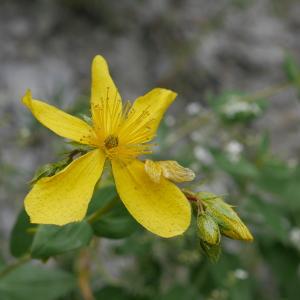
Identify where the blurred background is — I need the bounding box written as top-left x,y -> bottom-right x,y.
1,0 -> 300,299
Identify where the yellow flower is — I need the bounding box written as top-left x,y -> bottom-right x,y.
22,55 -> 192,238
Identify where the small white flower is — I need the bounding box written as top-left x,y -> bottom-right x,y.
190,131 -> 203,142
221,96 -> 261,117
165,115 -> 176,127
289,228 -> 300,250
226,140 -> 243,156
287,158 -> 298,169
194,146 -> 214,165
186,102 -> 201,115
234,269 -> 248,280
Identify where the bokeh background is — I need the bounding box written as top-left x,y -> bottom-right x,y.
1,0 -> 300,299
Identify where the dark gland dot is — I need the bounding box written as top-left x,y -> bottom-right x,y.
104,135 -> 119,149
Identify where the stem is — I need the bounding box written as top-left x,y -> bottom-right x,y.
182,190 -> 204,215
243,82 -> 291,102
0,255 -> 31,278
87,198 -> 118,224
165,112 -> 213,147
165,82 -> 291,147
77,248 -> 94,300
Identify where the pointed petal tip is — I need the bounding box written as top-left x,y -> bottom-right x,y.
245,230 -> 254,242
22,89 -> 32,106
153,87 -> 178,99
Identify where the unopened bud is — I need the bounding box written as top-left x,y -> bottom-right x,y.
199,192 -> 253,242
197,213 -> 220,245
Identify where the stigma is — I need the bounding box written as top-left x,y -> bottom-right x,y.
104,135 -> 119,150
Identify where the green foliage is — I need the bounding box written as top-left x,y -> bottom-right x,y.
94,286 -> 138,300
92,202 -> 139,239
283,55 -> 300,85
31,221 -> 93,259
157,285 -> 200,300
0,264 -> 75,300
5,46 -> 300,300
212,149 -> 259,179
88,185 -> 140,239
10,209 -> 35,258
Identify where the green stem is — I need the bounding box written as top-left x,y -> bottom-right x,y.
77,248 -> 95,300
165,82 -> 291,147
0,255 -> 31,278
243,82 -> 291,102
165,112 -> 213,147
87,198 -> 118,224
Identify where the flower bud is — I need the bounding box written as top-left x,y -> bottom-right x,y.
199,192 -> 253,242
197,213 -> 220,245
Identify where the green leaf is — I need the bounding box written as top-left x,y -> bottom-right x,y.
212,150 -> 258,179
0,264 -> 75,300
283,54 -> 300,84
9,208 -> 35,258
88,185 -> 139,239
254,159 -> 300,210
95,286 -> 135,300
92,201 -> 139,239
158,285 -> 199,300
246,195 -> 287,242
0,253 -> 5,272
257,132 -> 270,158
87,184 -> 117,215
31,221 -> 93,259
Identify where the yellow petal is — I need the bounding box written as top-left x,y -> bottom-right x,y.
112,159 -> 191,238
118,88 -> 177,145
22,90 -> 96,145
91,55 -> 122,138
25,149 -> 106,225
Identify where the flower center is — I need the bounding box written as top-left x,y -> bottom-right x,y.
104,135 -> 119,149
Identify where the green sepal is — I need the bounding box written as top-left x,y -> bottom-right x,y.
30,149 -> 90,185
199,240 -> 221,263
